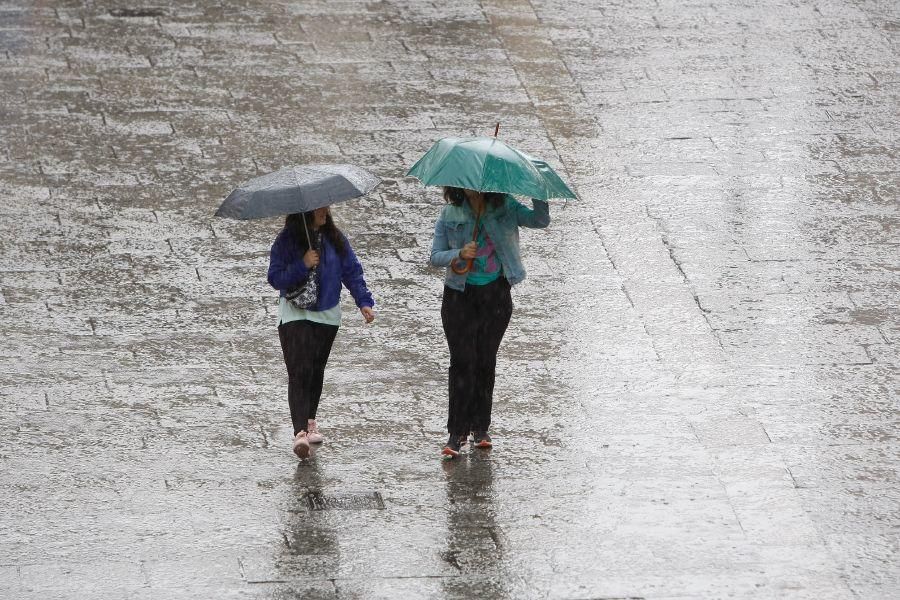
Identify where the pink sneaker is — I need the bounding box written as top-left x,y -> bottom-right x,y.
292,431 -> 310,458
307,419 -> 324,444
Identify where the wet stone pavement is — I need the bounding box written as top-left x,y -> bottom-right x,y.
1,1 -> 898,599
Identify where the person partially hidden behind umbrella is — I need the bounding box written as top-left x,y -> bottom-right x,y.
268,207 -> 375,459
430,187 -> 550,458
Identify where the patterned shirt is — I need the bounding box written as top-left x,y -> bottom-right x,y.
466,226 -> 502,286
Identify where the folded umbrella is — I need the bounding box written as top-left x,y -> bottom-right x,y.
215,164 -> 381,220
406,136 -> 576,200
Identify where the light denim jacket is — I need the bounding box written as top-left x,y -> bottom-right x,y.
430,195 -> 550,291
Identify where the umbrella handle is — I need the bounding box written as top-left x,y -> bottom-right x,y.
450,216 -> 480,275
451,258 -> 473,274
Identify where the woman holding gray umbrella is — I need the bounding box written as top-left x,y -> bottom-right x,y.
217,164 -> 381,460
268,206 -> 375,459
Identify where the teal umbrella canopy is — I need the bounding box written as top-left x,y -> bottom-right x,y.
406,136 -> 576,200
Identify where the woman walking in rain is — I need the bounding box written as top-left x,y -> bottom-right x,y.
430,187 -> 550,458
268,207 -> 375,459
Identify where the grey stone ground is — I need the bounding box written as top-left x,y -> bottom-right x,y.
1,1 -> 898,598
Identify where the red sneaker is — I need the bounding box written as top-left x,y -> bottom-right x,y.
472,431 -> 492,448
441,434 -> 462,459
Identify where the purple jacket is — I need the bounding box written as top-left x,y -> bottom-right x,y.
267,228 -> 374,312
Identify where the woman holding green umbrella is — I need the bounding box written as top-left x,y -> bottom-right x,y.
409,133 -> 575,459
430,186 -> 550,458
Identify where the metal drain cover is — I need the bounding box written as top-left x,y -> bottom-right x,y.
109,8 -> 165,18
305,491 -> 385,511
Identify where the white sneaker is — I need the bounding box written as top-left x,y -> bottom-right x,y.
292,431 -> 310,458
307,419 -> 324,444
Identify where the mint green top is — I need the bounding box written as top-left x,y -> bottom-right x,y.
278,296 -> 341,327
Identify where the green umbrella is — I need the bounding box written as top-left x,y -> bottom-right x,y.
406,136 -> 576,200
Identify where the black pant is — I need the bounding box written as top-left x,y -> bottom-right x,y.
441,278 -> 513,437
278,319 -> 339,435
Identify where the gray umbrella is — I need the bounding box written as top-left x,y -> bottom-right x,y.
215,164 -> 382,220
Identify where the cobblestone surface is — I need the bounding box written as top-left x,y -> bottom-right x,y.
1,1 -> 898,599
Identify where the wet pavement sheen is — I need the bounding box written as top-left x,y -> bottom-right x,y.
1,1 -> 898,599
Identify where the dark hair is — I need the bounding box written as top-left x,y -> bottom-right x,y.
442,186 -> 505,210
284,210 -> 347,257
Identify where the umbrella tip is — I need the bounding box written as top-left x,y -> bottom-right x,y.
494,122 -> 500,137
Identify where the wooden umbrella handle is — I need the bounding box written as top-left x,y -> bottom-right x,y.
450,217 -> 481,274
451,258 -> 472,274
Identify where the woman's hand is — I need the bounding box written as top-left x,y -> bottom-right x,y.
360,306 -> 376,324
459,241 -> 478,260
303,249 -> 319,268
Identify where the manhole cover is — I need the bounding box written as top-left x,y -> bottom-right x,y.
109,8 -> 165,18
305,491 -> 384,511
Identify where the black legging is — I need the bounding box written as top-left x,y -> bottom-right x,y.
441,277 -> 513,437
278,319 -> 339,435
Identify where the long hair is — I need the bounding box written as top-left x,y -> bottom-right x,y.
284,211 -> 347,257
442,186 -> 505,210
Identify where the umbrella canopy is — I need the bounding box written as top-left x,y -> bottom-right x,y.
216,164 -> 381,220
406,136 -> 576,200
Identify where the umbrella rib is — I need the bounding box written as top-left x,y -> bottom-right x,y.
480,139 -> 493,193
